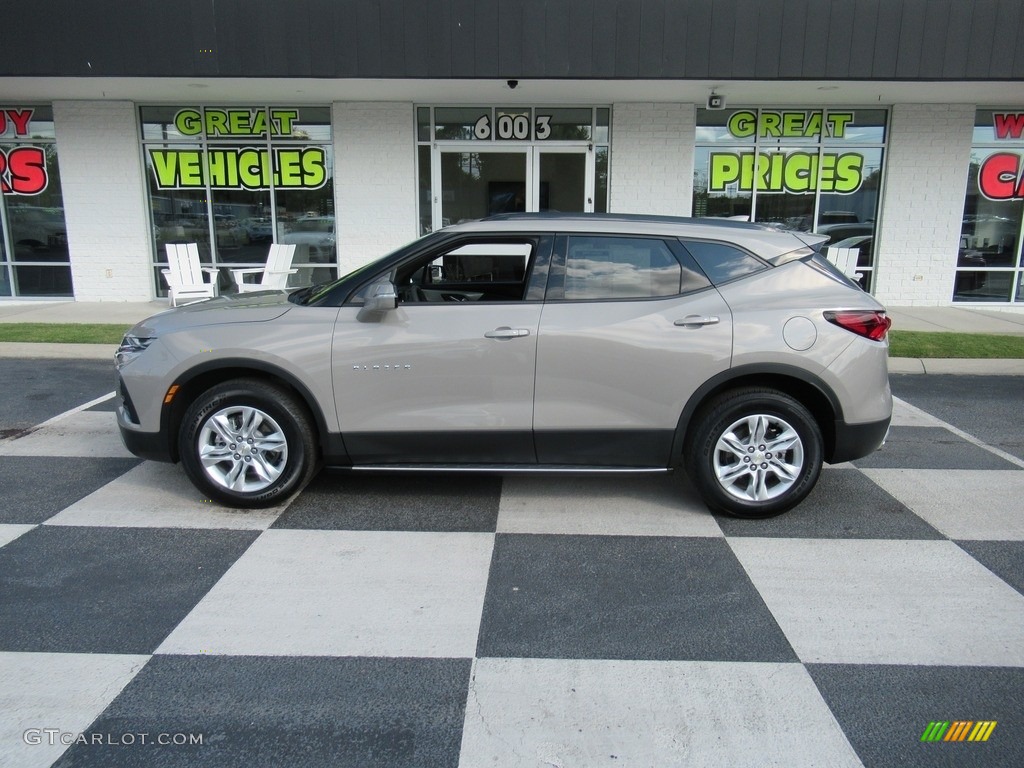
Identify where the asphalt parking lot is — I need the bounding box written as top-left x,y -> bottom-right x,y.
0,357 -> 1022,768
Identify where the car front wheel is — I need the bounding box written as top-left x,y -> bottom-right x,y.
687,388 -> 823,518
178,378 -> 318,508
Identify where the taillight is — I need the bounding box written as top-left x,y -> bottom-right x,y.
823,310 -> 891,341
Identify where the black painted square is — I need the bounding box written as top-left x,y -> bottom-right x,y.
476,534 -> 797,662
52,655 -> 471,768
716,468 -> 944,540
853,427 -> 1017,470
275,471 -> 501,532
0,526 -> 258,653
808,664 -> 1024,768
0,456 -> 140,524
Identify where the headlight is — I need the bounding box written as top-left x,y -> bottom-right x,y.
115,334 -> 156,369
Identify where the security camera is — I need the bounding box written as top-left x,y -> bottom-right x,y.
507,79 -> 519,90
707,92 -> 725,110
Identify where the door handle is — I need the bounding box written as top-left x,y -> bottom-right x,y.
674,315 -> 720,327
484,327 -> 531,340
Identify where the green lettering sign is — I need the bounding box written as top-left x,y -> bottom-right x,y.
147,147 -> 328,191
709,151 -> 865,194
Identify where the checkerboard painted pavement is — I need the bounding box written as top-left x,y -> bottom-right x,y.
1,392 -> 1022,767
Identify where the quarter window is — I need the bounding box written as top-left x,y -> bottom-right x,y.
682,240 -> 767,285
564,236 -> 682,300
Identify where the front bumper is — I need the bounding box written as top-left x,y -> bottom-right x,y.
117,406 -> 174,463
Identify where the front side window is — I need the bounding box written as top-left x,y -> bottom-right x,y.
956,109 -> 1024,303
395,240 -> 536,304
564,236 -> 682,300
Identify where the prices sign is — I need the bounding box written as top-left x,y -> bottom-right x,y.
147,108 -> 328,191
1,108 -> 48,196
708,109 -> 866,195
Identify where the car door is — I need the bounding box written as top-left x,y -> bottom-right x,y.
332,235 -> 550,464
533,233 -> 733,466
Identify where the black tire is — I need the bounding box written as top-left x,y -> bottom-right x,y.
178,378 -> 318,508
685,387 -> 823,519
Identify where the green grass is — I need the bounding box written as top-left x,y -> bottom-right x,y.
0,323 -> 129,344
888,330 -> 1024,359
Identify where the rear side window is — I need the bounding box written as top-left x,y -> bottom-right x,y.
564,236 -> 681,300
681,240 -> 768,285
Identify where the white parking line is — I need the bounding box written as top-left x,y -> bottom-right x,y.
892,395 -> 1024,470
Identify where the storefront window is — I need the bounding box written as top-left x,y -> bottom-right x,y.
0,106 -> 73,298
956,110 -> 1024,302
693,108 -> 887,292
140,106 -> 334,296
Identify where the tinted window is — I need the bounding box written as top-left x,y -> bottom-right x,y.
565,236 -> 681,300
682,240 -> 767,285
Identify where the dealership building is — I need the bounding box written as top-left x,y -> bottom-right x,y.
1,0 -> 1023,307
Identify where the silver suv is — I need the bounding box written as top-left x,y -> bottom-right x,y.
117,214 -> 892,518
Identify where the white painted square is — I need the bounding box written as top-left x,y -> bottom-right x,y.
497,475 -> 723,537
861,469 -> 1024,540
45,462 -> 285,530
0,412 -> 132,458
459,658 -> 861,768
157,529 -> 494,658
0,524 -> 36,549
0,652 -> 149,768
729,538 -> 1024,666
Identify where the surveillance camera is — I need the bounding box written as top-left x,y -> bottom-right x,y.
707,93 -> 725,110
507,79 -> 519,90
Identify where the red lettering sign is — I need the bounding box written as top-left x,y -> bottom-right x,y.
978,152 -> 1024,201
0,147 -> 48,195
0,108 -> 34,137
993,113 -> 1024,141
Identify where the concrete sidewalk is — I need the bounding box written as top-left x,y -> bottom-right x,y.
0,300 -> 1023,373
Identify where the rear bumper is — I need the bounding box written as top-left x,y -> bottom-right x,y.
829,416 -> 891,464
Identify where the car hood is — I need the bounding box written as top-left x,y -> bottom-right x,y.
128,292 -> 294,336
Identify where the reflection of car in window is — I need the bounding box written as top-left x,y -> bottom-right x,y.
7,206 -> 67,250
279,216 -> 336,262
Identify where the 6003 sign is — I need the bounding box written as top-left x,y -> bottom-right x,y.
474,113 -> 553,141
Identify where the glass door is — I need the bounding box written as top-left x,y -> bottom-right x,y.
535,147 -> 593,213
434,148 -> 530,230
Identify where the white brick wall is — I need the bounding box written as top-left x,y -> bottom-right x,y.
609,103 -> 694,216
874,104 -> 975,306
53,101 -> 153,301
332,102 -> 418,274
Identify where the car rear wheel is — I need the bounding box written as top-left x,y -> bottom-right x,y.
179,379 -> 318,508
686,388 -> 823,518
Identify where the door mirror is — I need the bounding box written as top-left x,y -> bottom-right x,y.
358,281 -> 398,320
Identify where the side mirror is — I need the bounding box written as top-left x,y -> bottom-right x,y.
358,281 -> 398,320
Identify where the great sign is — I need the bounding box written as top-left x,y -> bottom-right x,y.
149,108 -> 327,191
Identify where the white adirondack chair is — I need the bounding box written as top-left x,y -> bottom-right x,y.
230,244 -> 298,293
162,243 -> 219,306
825,246 -> 863,282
